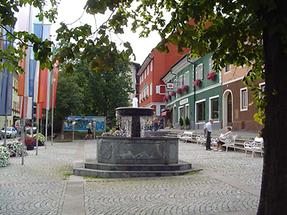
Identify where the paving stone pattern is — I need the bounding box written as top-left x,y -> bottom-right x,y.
0,139 -> 262,215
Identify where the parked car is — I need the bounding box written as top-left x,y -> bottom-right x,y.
25,127 -> 37,135
1,127 -> 17,138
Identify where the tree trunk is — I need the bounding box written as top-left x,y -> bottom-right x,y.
257,18 -> 287,214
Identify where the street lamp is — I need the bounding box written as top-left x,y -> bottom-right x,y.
72,121 -> 76,141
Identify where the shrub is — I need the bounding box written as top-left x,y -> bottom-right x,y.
0,146 -> 10,167
7,140 -> 25,157
33,133 -> 46,142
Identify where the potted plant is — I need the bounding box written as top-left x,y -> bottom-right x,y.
184,117 -> 190,129
176,87 -> 183,94
170,91 -> 176,97
193,79 -> 202,87
24,135 -> 36,150
179,117 -> 184,129
207,71 -> 217,80
33,133 -> 46,146
182,85 -> 189,92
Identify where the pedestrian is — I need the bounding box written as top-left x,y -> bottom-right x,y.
204,119 -> 213,150
85,122 -> 93,139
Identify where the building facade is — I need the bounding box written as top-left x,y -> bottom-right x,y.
163,54 -> 222,129
0,72 -> 20,128
138,43 -> 188,117
221,65 -> 264,131
128,62 -> 140,106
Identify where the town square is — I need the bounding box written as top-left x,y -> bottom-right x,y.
1,0 -> 287,215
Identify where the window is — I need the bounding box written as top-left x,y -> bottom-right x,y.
184,71 -> 189,86
240,88 -> 248,111
147,65 -> 149,75
259,82 -> 265,98
196,100 -> 206,122
224,64 -> 231,73
150,60 -> 153,72
150,83 -> 152,95
179,106 -> 184,122
147,85 -> 149,96
209,58 -> 213,71
185,105 -> 189,119
156,85 -> 166,94
195,63 -> 203,80
179,75 -> 183,87
209,96 -> 219,120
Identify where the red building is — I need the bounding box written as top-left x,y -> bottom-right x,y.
138,43 -> 188,118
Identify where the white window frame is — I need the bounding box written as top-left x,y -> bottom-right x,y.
209,58 -> 213,71
224,64 -> 231,73
150,60 -> 153,72
195,63 -> 204,80
156,85 -> 166,95
259,82 -> 265,99
209,95 -> 219,122
195,99 -> 206,124
240,87 -> 248,111
149,83 -> 152,96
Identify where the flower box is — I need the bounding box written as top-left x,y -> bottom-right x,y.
170,91 -> 176,97
176,88 -> 183,94
182,85 -> 189,92
207,71 -> 217,80
193,79 -> 202,87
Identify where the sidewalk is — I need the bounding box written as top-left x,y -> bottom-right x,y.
0,140 -> 262,215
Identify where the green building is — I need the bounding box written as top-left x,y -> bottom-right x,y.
162,54 -> 222,129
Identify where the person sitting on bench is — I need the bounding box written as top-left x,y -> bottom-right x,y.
216,126 -> 232,151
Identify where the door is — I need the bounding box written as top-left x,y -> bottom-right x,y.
227,93 -> 232,125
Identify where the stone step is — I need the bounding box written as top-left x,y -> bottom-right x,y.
84,161 -> 192,172
73,167 -> 200,178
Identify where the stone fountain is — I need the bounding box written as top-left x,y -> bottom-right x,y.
73,100 -> 193,178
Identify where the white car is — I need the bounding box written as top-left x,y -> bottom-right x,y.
1,127 -> 18,138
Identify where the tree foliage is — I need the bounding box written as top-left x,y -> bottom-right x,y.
0,0 -> 58,71
54,58 -> 132,130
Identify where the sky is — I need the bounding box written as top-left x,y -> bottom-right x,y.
51,0 -> 161,65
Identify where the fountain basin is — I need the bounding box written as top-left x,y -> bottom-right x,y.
97,136 -> 178,164
73,136 -> 195,178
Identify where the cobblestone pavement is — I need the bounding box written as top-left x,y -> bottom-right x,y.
0,140 -> 262,215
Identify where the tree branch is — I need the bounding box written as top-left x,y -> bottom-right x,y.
0,25 -> 32,48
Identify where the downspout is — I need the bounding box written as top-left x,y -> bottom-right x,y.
187,57 -> 196,129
